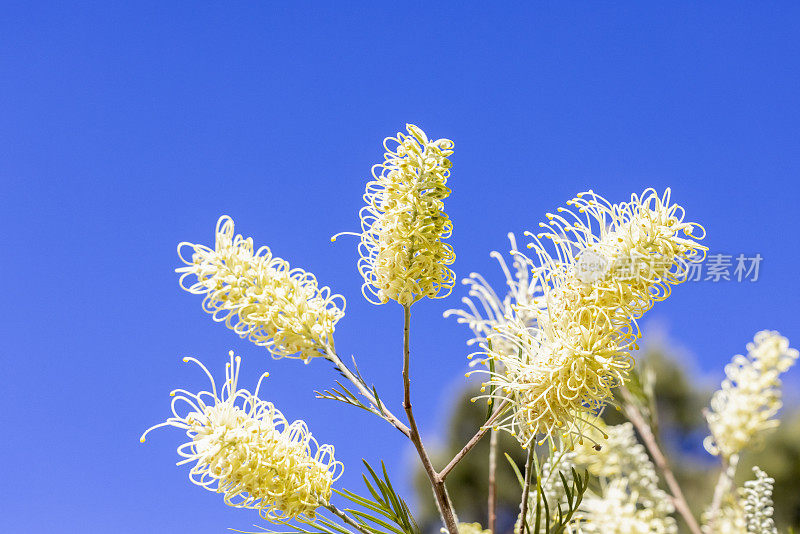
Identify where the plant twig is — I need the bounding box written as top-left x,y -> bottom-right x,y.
323,502 -> 375,534
488,429 -> 498,534
439,398 -> 510,480
401,304 -> 459,534
620,387 -> 702,534
323,346 -> 411,437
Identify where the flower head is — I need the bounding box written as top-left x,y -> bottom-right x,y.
334,124 -> 455,305
177,216 -> 345,361
471,189 -> 705,446
141,351 -> 343,522
704,330 -> 798,459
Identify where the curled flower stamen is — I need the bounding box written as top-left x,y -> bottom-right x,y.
445,233 -> 541,357
141,351 -> 343,523
177,216 -> 345,362
334,124 -> 456,305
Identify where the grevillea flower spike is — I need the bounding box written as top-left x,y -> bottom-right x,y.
469,188 -> 706,447
704,330 -> 798,459
333,124 -> 456,305
177,216 -> 345,362
141,351 -> 343,523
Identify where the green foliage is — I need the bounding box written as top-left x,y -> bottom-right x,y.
315,357 -> 395,426
316,379 -> 385,419
337,461 -> 421,534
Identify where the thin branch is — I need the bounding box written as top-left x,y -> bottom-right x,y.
488,429 -> 498,534
439,399 -> 511,480
323,346 -> 410,437
323,503 -> 375,534
401,304 -> 459,534
620,387 -> 702,534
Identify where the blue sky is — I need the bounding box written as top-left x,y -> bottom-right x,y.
2,2 -> 800,532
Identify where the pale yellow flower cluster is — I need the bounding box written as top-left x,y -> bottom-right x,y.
335,124 -> 455,305
572,423 -> 662,496
704,330 -> 798,459
575,423 -> 676,533
578,479 -> 676,534
476,189 -> 706,446
177,216 -> 345,361
535,423 -> 676,534
141,352 -> 343,523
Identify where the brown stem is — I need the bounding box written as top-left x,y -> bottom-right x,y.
621,387 -> 702,534
401,304 -> 459,534
439,399 -> 510,480
488,429 -> 498,534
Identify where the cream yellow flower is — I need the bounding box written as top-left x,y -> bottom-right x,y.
535,424 -> 676,534
578,478 -> 677,534
575,423 -> 675,530
177,216 -> 345,362
141,351 -> 343,523
334,124 -> 455,305
704,330 -> 798,459
573,422 -> 660,495
529,188 -> 707,348
473,189 -> 705,446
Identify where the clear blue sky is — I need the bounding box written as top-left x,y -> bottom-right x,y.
2,3 -> 800,532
